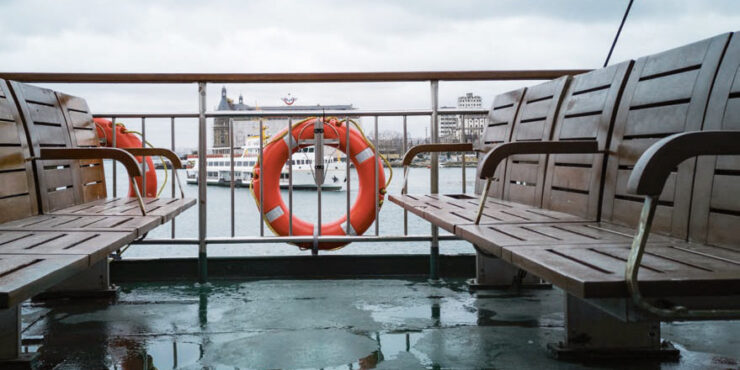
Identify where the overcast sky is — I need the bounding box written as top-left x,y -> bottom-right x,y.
1,0 -> 738,149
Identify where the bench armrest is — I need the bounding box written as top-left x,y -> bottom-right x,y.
121,147 -> 183,169
121,147 -> 186,198
477,140 -> 599,179
39,148 -> 147,215
625,130 -> 740,319
401,143 -> 475,194
627,131 -> 740,196
402,143 -> 474,166
40,148 -> 142,177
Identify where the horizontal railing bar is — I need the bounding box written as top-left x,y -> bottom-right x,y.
0,70 -> 590,83
132,234 -> 460,245
92,108 -> 489,119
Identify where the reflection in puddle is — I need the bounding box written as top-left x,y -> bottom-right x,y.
109,339 -> 201,369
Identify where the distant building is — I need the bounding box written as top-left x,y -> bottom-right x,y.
457,92 -> 487,142
439,106 -> 458,142
437,93 -> 488,143
213,87 -> 355,147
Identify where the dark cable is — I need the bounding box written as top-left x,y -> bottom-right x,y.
604,0 -> 634,67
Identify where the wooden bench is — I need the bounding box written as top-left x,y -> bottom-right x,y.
390,31 -> 740,359
0,79 -> 194,367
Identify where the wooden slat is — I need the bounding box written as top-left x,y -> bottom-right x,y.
0,196 -> 34,224
0,171 -> 29,198
0,230 -> 135,265
0,254 -> 87,308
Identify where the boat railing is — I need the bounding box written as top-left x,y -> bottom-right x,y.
3,70 -> 590,281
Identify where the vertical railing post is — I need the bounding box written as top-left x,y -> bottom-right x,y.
461,114 -> 466,194
171,116 -> 176,238
259,119 -> 264,237
430,80 -> 440,280
229,118 -> 235,237
374,116 -> 379,236
402,115 -> 408,235
345,116 -> 351,236
288,118 -> 294,236
197,82 -> 208,284
111,116 -> 117,197
141,117 -> 147,196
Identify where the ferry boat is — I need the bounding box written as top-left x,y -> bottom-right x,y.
185,135 -> 348,190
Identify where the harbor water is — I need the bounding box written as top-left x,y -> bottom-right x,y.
107,163 -> 477,258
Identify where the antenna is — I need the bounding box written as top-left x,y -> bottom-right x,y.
604,0 -> 634,67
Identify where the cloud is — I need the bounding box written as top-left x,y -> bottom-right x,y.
1,0 -> 738,147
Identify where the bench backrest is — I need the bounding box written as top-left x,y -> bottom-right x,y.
10,82 -> 107,212
540,61 -> 633,219
0,80 -> 39,223
475,87 -> 526,198
55,92 -> 107,202
690,31 -> 740,247
501,76 -> 570,206
601,33 -> 730,238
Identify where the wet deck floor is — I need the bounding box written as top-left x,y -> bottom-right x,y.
20,279 -> 740,369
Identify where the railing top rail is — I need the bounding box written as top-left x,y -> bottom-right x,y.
0,70 -> 590,84
92,108 -> 491,119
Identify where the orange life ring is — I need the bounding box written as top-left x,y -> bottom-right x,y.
251,117 -> 386,250
94,118 -> 158,198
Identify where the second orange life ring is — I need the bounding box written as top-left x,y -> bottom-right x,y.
251,117 -> 386,250
94,118 -> 158,198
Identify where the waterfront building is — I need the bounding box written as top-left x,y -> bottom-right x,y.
213,87 -> 355,147
457,92 -> 487,142
439,105 -> 458,143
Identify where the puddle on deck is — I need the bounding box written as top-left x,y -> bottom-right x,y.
20,279 -> 740,369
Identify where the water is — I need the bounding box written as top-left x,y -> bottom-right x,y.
105,162 -> 478,258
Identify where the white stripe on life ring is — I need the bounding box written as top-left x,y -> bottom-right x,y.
265,206 -> 284,223
355,147 -> 374,164
283,133 -> 298,150
343,221 -> 357,236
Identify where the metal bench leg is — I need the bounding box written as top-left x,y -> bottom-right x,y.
468,249 -> 545,289
548,294 -> 679,361
0,305 -> 35,369
34,259 -> 117,301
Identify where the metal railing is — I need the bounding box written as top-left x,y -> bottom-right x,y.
4,70 -> 590,282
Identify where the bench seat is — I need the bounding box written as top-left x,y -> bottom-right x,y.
456,221 -> 673,259
508,242 -> 740,299
390,193 -> 585,234
50,196 -> 196,224
0,230 -> 136,308
0,254 -> 87,308
0,214 -> 160,238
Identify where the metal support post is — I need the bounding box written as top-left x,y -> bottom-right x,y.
471,251 -> 542,288
0,306 -> 20,362
197,82 -> 208,283
34,259 -> 116,300
548,294 -> 678,361
429,80 -> 440,280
